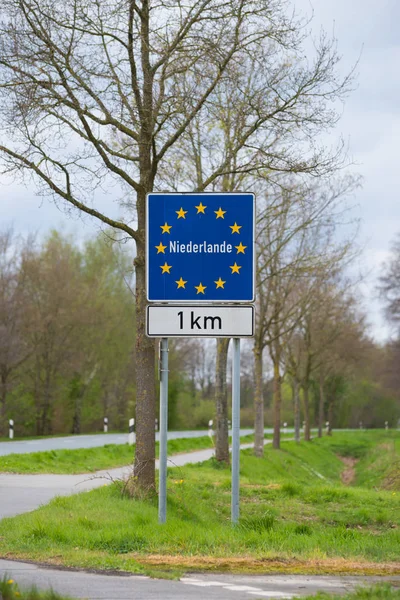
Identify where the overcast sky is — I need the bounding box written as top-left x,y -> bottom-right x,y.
1,0 -> 398,342
298,0 -> 399,341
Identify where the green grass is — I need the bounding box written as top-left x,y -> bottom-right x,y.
0,433 -> 399,575
0,576 -> 72,600
303,584 -> 400,599
0,444 -> 135,474
0,436 -> 222,474
0,434 -> 281,475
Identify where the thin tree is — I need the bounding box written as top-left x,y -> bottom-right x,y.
254,176 -> 358,453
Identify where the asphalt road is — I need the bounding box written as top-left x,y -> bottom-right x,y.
0,429 -> 262,457
0,560 -> 399,599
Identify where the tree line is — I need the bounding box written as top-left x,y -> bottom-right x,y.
0,226 -> 398,440
0,230 -> 135,436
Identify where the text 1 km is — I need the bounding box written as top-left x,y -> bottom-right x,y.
178,311 -> 222,331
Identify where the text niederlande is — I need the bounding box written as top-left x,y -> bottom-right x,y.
169,241 -> 233,254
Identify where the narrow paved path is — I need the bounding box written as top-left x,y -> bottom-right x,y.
0,445 -> 249,519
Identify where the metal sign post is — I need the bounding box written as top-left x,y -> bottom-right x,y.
158,338 -> 169,524
231,338 -> 241,524
146,192 -> 255,525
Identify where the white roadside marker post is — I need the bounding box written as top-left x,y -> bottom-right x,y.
128,418 -> 135,445
103,417 -> 108,433
208,419 -> 214,439
9,419 -> 14,440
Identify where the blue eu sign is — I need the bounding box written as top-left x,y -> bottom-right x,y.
147,193 -> 255,302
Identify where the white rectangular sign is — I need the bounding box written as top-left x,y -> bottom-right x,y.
147,305 -> 254,338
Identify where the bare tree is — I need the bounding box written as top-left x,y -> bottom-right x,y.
255,175 -> 358,451
0,0 -> 354,489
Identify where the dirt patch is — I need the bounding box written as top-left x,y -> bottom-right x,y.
338,455 -> 359,485
382,463 -> 400,491
2,552 -> 400,577
378,443 -> 394,452
134,554 -> 400,575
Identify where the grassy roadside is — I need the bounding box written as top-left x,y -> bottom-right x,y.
0,435 -> 227,474
312,431 -> 400,489
0,433 -> 296,475
0,434 -> 262,475
0,433 -> 399,576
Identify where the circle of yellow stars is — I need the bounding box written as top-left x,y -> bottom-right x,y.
155,204 -> 248,294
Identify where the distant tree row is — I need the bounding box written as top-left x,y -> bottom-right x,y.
0,230 -> 136,436
1,226 -> 398,438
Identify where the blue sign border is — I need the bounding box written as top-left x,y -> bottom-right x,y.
146,192 -> 255,303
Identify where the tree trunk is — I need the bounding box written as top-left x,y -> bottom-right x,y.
253,343 -> 264,457
303,382 -> 311,441
0,370 -> 7,437
72,400 -> 81,435
215,338 -> 230,464
293,377 -> 300,443
133,233 -> 156,493
318,373 -> 324,438
38,371 -> 52,436
71,376 -> 85,435
272,358 -> 282,449
328,400 -> 333,436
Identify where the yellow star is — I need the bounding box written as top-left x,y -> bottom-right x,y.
215,277 -> 226,289
230,222 -> 242,234
176,207 -> 187,219
235,242 -> 247,254
214,207 -> 226,219
160,222 -> 172,234
175,277 -> 187,289
195,202 -> 207,214
160,262 -> 172,274
195,282 -> 206,294
230,262 -> 241,274
155,242 -> 167,254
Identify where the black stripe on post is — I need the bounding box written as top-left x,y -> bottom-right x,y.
129,422 -> 134,434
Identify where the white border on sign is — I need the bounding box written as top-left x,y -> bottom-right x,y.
146,304 -> 255,338
145,192 -> 256,304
